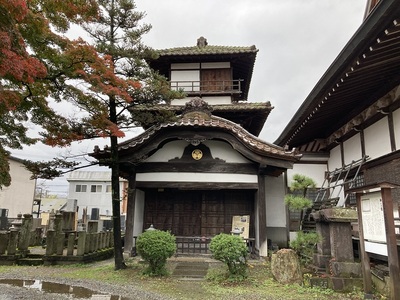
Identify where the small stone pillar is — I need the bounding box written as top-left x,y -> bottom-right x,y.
56,232 -> 64,255
18,214 -> 33,254
0,232 -> 9,254
77,231 -> 86,256
54,212 -> 63,234
67,233 -> 75,256
10,214 -> 23,231
45,230 -> 56,255
7,230 -> 18,255
48,210 -> 56,230
314,222 -> 331,269
87,221 -> 99,233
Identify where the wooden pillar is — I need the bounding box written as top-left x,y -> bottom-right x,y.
381,187 -> 400,300
124,174 -> 136,255
356,192 -> 373,296
257,174 -> 268,256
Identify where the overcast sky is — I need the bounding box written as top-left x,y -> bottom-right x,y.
10,0 -> 367,195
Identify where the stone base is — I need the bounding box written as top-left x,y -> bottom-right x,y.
371,274 -> 391,298
310,276 -> 363,292
313,253 -> 331,270
330,261 -> 362,277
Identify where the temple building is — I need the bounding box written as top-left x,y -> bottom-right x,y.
93,37 -> 300,257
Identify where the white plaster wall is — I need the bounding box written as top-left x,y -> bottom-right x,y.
170,70 -> 200,92
133,189 -> 145,237
265,175 -> 286,228
146,140 -> 250,163
393,107 -> 400,150
287,164 -> 327,187
137,173 -> 257,183
328,145 -> 342,171
0,159 -> 35,217
343,133 -> 362,164
145,140 -> 188,162
203,140 -> 251,163
364,116 -> 391,160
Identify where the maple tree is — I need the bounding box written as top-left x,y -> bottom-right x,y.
1,0 -> 181,270
0,0 -> 99,187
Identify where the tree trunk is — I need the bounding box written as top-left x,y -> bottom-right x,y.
110,96 -> 126,270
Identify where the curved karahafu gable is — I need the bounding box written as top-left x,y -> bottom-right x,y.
92,99 -> 301,170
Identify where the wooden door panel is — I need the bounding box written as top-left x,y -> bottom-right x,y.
201,69 -> 231,91
144,189 -> 254,238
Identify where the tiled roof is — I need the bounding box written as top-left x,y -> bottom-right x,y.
157,45 -> 258,56
116,110 -> 298,161
131,102 -> 273,136
131,102 -> 272,112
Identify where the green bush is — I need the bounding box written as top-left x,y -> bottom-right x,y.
209,233 -> 248,279
284,194 -> 313,211
290,231 -> 321,266
136,230 -> 176,276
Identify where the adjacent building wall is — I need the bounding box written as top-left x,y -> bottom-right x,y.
67,171 -> 126,217
0,157 -> 36,218
265,174 -> 288,248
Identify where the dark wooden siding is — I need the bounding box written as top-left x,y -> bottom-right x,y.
143,189 -> 255,237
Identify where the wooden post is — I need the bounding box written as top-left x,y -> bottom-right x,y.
124,174 -> 136,255
381,187 -> 400,300
257,174 -> 267,256
349,182 -> 400,300
356,192 -> 373,296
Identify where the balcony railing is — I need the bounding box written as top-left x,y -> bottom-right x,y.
170,79 -> 242,94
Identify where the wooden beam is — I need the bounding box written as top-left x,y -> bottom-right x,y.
136,181 -> 258,190
135,162 -> 258,174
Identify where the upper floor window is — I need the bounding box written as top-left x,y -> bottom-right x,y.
106,185 -> 112,193
75,185 -> 87,193
91,185 -> 102,193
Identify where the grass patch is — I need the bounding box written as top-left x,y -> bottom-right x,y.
0,258 -> 370,299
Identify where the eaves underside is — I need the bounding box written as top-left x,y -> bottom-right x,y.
275,0 -> 400,150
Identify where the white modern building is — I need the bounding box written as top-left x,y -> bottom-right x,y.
67,171 -> 127,219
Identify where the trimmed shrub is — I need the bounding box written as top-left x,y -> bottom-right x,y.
209,233 -> 248,279
136,230 -> 176,276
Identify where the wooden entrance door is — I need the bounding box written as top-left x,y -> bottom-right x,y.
201,69 -> 231,92
144,189 -> 254,237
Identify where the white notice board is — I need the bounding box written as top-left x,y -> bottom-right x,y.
361,192 -> 386,244
232,215 -> 250,239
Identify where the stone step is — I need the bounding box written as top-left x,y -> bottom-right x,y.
171,262 -> 209,280
17,258 -> 43,266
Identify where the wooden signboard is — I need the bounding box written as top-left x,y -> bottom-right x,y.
349,183 -> 400,299
360,192 -> 386,244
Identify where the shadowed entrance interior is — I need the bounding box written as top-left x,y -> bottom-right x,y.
143,189 -> 255,238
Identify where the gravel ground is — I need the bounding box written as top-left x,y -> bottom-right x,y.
0,259 -> 174,300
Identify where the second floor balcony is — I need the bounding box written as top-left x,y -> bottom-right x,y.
170,79 -> 243,97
